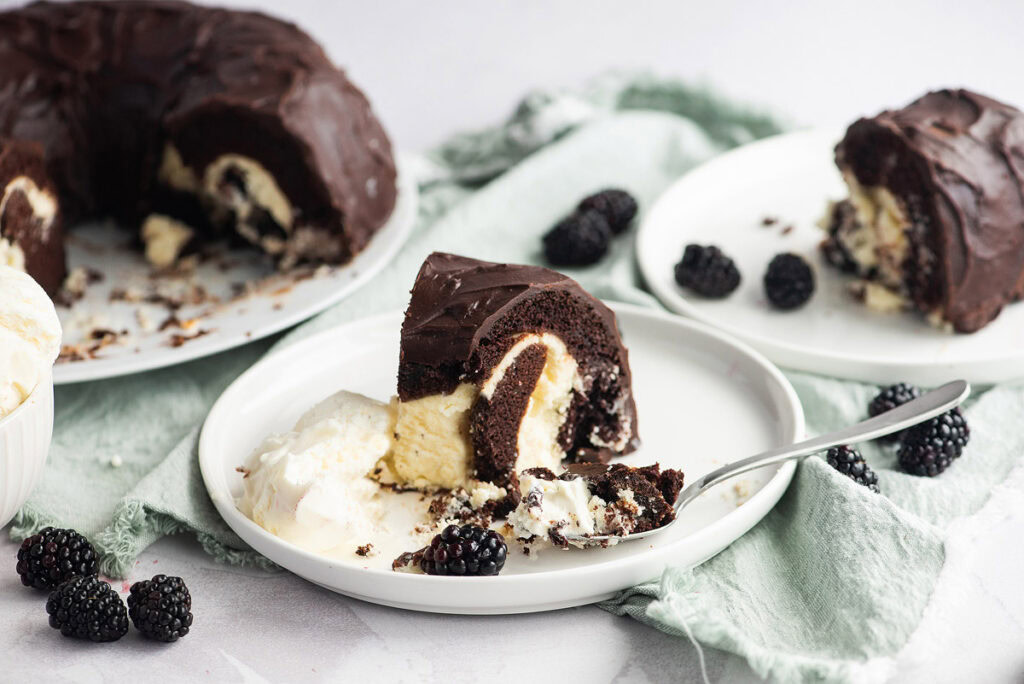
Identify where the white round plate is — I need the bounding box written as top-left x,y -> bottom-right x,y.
637,128 -> 1024,386
52,157 -> 418,385
200,304 -> 803,615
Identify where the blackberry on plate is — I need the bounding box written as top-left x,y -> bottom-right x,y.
825,445 -> 880,493
543,210 -> 612,267
16,527 -> 98,590
898,407 -> 970,477
868,382 -> 921,443
578,189 -> 638,235
673,244 -> 741,298
46,575 -> 129,642
764,253 -> 815,309
128,574 -> 193,642
420,524 -> 507,576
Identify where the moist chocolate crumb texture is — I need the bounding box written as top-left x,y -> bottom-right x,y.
373,252 -> 640,512
508,463 -> 684,548
0,0 -> 397,292
820,88 -> 1024,333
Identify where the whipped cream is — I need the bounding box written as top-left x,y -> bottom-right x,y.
236,390 -> 396,556
0,266 -> 61,419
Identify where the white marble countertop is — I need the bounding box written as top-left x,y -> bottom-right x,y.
4,0 -> 1024,681
3,510 -> 1024,683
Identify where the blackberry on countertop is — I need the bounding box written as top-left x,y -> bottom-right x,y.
16,527 -> 98,590
421,524 -> 507,576
674,244 -> 741,298
128,574 -> 193,642
898,408 -> 970,477
764,253 -> 815,309
825,445 -> 880,493
868,383 -> 922,443
578,189 -> 638,235
543,210 -> 612,267
46,575 -> 128,642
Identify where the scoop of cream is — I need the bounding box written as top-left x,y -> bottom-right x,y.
0,266 -> 61,419
237,391 -> 396,555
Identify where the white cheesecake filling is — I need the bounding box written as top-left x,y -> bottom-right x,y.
0,176 -> 58,240
0,238 -> 25,271
376,333 -> 582,493
237,390 -> 395,555
508,471 -> 643,547
823,173 -> 912,311
156,145 -> 297,264
141,214 -> 194,269
378,383 -> 477,490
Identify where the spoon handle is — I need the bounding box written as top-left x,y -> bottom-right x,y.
674,379 -> 970,512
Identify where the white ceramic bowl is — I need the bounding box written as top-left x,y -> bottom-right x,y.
0,370 -> 54,528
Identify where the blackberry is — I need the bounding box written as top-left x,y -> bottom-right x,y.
420,524 -> 507,576
898,408 -> 970,477
825,445 -> 880,493
543,210 -> 611,266
764,253 -> 815,309
128,574 -> 193,642
46,575 -> 129,642
578,189 -> 638,235
868,383 -> 922,443
673,244 -> 741,298
16,527 -> 98,590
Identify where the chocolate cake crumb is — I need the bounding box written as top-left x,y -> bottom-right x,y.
356,544 -> 373,557
169,329 -> 212,347
392,549 -> 425,572
761,216 -> 778,226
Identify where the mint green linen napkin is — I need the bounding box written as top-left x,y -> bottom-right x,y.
10,74 -> 1020,683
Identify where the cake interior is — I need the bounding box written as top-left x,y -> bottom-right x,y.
374,331 -> 582,496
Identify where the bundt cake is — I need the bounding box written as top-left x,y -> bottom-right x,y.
0,1 -> 396,295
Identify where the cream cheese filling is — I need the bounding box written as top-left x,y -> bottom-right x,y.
0,176 -> 58,241
376,332 -> 582,493
140,214 -> 195,269
0,238 -> 26,271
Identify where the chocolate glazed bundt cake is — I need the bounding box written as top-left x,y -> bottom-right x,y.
374,253 -> 640,512
0,1 -> 397,294
821,89 -> 1024,333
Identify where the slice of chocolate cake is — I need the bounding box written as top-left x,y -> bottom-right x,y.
0,139 -> 64,295
821,89 -> 1024,333
373,253 -> 639,511
508,463 -> 683,548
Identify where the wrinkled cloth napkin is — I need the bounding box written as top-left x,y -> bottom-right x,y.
11,73 -> 1024,683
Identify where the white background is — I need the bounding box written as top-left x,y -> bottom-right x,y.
3,1 -> 1024,682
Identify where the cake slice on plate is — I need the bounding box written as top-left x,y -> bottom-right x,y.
820,88 -> 1024,333
374,252 -> 640,513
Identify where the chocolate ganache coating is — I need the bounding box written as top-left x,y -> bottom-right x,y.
837,88 -> 1024,333
0,1 -> 396,263
399,252 -> 639,457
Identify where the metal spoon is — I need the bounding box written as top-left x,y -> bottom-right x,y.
569,379 -> 970,546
